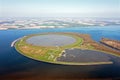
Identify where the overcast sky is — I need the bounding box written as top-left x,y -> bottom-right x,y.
0,0 -> 120,18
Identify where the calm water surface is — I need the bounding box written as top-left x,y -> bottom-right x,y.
26,34 -> 76,46
0,26 -> 120,80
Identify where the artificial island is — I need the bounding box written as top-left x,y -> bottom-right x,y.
14,32 -> 120,65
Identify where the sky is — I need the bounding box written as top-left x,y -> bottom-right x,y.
0,0 -> 120,18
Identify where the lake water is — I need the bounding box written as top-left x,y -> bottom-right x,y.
26,34 -> 76,47
57,49 -> 112,63
0,25 -> 120,80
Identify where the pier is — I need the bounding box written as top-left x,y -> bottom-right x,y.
11,38 -> 19,47
11,36 -> 26,47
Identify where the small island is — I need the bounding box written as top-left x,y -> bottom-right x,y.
14,32 -> 120,65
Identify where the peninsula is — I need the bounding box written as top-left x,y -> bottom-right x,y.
14,32 -> 120,65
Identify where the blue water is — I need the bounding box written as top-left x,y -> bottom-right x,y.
0,25 -> 120,79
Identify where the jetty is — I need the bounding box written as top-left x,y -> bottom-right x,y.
11,36 -> 26,47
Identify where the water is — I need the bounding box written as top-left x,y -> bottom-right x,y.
57,49 -> 112,63
26,34 -> 76,46
0,25 -> 120,80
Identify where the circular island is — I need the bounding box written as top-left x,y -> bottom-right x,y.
15,32 -> 113,65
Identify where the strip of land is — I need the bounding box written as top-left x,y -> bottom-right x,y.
100,38 -> 120,51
